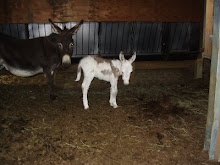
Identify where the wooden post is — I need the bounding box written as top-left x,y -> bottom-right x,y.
194,53 -> 203,79
192,21 -> 204,79
204,0 -> 220,161
204,0 -> 214,59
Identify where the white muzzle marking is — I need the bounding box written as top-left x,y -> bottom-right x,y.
124,81 -> 129,85
62,55 -> 71,66
122,75 -> 130,85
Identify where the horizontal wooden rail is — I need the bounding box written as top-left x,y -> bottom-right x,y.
134,60 -> 195,70
0,0 -> 204,23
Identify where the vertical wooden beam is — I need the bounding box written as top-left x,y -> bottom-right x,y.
209,40 -> 220,159
195,19 -> 204,79
214,117 -> 220,160
204,0 -> 214,59
204,0 -> 220,161
204,0 -> 217,152
193,23 -> 204,79
194,53 -> 203,79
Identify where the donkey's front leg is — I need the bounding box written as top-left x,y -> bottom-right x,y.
45,71 -> 56,100
110,79 -> 118,108
82,76 -> 94,109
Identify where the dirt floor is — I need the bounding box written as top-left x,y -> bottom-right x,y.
0,59 -> 218,165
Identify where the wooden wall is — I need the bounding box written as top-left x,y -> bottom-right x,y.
0,0 -> 204,23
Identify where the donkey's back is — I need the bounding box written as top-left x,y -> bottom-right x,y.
75,55 -> 116,82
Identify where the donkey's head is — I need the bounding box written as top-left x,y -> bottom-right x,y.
49,19 -> 84,67
119,51 -> 136,85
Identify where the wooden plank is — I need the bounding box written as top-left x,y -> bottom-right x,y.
209,43 -> 220,160
195,16 -> 204,79
57,60 -> 195,73
209,16 -> 220,158
194,53 -> 203,79
54,60 -> 195,88
0,0 -> 204,23
215,110 -> 220,160
134,60 -> 195,70
204,0 -> 219,152
210,10 -> 220,159
204,0 -> 214,59
204,0 -> 220,161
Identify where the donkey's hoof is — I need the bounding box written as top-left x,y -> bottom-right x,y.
110,102 -> 119,108
111,104 -> 119,108
113,105 -> 121,108
50,94 -> 57,100
114,105 -> 121,108
84,105 -> 89,110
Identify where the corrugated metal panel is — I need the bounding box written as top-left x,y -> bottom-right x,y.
0,23 -> 26,39
98,22 -> 200,56
27,22 -> 99,56
170,23 -> 191,51
0,22 -> 200,59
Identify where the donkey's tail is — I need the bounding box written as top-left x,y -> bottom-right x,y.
75,64 -> 82,81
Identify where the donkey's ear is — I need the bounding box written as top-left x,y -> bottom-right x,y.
69,19 -> 84,34
119,51 -> 125,61
49,19 -> 62,34
129,52 -> 136,63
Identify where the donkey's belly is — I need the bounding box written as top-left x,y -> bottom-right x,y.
95,72 -> 111,82
3,64 -> 43,77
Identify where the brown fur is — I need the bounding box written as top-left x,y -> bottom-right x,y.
93,56 -> 120,78
110,64 -> 120,77
93,56 -> 111,64
101,69 -> 112,75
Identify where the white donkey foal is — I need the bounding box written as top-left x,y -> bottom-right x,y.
75,51 -> 136,109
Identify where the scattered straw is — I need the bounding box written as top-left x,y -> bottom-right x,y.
65,142 -> 82,149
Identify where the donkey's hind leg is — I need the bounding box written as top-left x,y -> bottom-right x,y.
82,75 -> 94,109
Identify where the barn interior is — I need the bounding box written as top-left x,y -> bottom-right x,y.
0,0 -> 219,164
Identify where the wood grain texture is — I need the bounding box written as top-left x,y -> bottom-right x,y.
204,0 -> 214,59
0,0 -> 204,23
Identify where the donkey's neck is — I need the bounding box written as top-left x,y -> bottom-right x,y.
110,59 -> 122,77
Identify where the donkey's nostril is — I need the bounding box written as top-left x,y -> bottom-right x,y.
63,62 -> 71,68
62,55 -> 71,67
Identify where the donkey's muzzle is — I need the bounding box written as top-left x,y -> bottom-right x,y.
62,54 -> 71,67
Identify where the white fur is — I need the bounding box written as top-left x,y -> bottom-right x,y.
0,58 -> 43,77
62,54 -> 71,65
3,64 -> 43,77
75,52 -> 136,109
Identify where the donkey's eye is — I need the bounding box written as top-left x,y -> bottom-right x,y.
69,43 -> 74,48
58,43 -> 63,49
